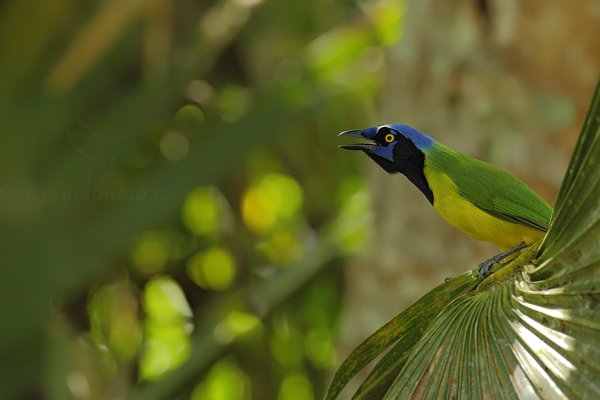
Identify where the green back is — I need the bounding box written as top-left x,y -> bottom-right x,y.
427,143 -> 553,231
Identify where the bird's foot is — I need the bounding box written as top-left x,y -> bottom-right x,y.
478,242 -> 527,281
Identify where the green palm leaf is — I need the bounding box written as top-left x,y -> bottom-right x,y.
325,272 -> 478,400
327,80 -> 600,399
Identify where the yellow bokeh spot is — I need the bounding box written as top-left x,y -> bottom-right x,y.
241,186 -> 274,234
187,247 -> 236,291
241,173 -> 303,234
182,186 -> 227,237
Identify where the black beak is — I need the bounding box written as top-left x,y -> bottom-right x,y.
338,129 -> 375,151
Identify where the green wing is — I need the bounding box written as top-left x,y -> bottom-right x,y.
429,144 -> 553,232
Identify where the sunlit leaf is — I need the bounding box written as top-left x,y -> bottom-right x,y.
143,276 -> 193,320
140,276 -> 193,381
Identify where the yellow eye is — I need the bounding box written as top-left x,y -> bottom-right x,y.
385,133 -> 395,143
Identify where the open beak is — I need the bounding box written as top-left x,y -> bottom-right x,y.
337,129 -> 375,151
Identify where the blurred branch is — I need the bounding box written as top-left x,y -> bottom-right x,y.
143,0 -> 173,80
127,235 -> 338,400
47,0 -> 150,92
46,0 -> 261,93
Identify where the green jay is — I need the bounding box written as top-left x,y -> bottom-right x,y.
339,124 -> 552,278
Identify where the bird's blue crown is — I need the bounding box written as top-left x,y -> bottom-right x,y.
365,124 -> 434,150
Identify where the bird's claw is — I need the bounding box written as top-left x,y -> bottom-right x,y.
478,260 -> 495,280
477,242 -> 527,281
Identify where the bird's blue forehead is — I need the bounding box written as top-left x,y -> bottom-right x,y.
362,126 -> 378,139
363,124 -> 434,150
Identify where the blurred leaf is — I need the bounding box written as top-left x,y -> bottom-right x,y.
270,313 -> 304,367
131,231 -> 172,274
191,358 -> 249,400
258,230 -> 304,267
159,130 -> 190,161
370,0 -> 405,46
308,25 -> 374,80
278,372 -> 314,400
141,276 -> 193,381
143,276 -> 192,320
328,180 -> 373,255
304,329 -> 336,369
182,186 -> 231,237
216,85 -> 251,122
214,311 -> 263,345
89,281 -> 142,361
140,322 -> 192,381
174,104 -> 205,134
187,246 -> 237,291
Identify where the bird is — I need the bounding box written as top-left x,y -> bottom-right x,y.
339,124 -> 552,278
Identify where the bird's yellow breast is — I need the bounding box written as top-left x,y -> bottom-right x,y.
423,168 -> 544,250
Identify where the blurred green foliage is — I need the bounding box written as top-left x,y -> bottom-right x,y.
0,0 -> 400,398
